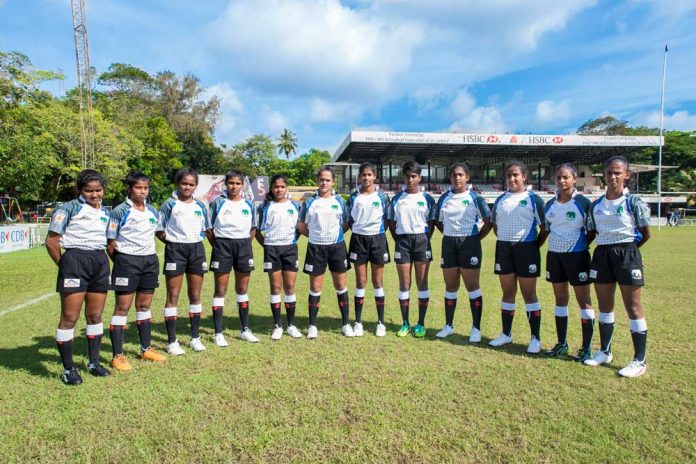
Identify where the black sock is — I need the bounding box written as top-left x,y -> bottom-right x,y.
555,316 -> 568,344
56,339 -> 75,370
285,299 -> 296,326
502,309 -> 515,336
399,298 -> 410,325
271,302 -> 282,328
631,330 -> 647,362
598,315 -> 614,353
136,315 -> 152,350
417,298 -> 429,326
470,296 -> 483,330
164,307 -> 177,344
445,297 -> 457,327
337,291 -> 350,325
109,325 -> 125,357
87,334 -> 103,365
212,305 -> 224,334
527,308 -> 541,339
189,313 -> 201,339
580,316 -> 594,350
375,296 -> 385,324
354,293 -> 364,324
237,298 -> 250,331
308,294 -> 320,326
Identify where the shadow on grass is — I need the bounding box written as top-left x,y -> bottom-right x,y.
0,335 -> 69,379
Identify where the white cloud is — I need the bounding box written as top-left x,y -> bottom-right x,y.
309,98 -> 362,123
633,110 -> 696,131
449,90 -> 476,118
204,82 -> 243,114
262,106 -> 290,134
536,99 -> 571,123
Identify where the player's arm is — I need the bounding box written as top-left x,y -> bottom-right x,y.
254,228 -> 265,246
636,226 -> 650,248
478,218 -> 492,240
536,224 -> 548,248
388,220 -> 397,241
45,232 -> 62,266
106,239 -> 117,261
427,220 -> 435,239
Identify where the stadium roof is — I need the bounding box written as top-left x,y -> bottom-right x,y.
332,131 -> 663,165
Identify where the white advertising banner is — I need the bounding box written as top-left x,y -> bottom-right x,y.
0,225 -> 31,253
195,175 -> 269,205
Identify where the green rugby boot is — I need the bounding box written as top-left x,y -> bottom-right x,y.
396,324 -> 411,337
413,324 -> 426,338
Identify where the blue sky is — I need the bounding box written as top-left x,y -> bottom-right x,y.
1,0 -> 695,156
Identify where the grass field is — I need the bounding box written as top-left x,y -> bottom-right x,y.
0,229 -> 695,463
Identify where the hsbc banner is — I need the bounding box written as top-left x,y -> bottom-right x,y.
0,225 -> 31,253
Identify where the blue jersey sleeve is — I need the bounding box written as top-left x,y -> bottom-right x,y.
157,198 -> 175,232
107,202 -> 129,240
475,193 -> 491,219
532,193 -> 545,227
433,192 -> 447,222
48,201 -> 77,235
628,194 -> 650,227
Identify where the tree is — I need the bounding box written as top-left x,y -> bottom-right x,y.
288,149 -> 331,185
276,128 -> 298,160
233,134 -> 278,176
577,116 -> 631,135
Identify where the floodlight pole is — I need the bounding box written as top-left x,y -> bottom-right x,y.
657,44 -> 668,231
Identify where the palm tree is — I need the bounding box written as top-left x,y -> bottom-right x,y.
276,129 -> 298,160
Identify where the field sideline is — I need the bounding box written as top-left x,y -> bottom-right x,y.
0,229 -> 694,463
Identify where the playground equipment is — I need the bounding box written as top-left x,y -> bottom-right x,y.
0,197 -> 24,223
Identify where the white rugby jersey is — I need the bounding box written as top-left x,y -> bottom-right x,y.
347,188 -> 390,235
491,190 -> 545,242
433,189 -> 491,237
49,197 -> 109,250
157,194 -> 211,243
107,198 -> 158,256
544,192 -> 592,253
387,191 -> 436,235
257,200 -> 300,246
588,193 -> 650,245
209,195 -> 256,239
299,193 -> 348,245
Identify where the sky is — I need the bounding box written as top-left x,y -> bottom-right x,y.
1,0 -> 695,156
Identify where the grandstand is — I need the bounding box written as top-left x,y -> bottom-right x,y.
330,130 -> 687,207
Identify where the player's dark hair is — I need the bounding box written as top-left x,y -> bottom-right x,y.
173,167 -> 198,185
402,161 -> 421,176
225,169 -> 244,183
265,174 -> 289,203
505,160 -> 528,177
316,165 -> 335,180
449,162 -> 470,177
76,169 -> 105,190
604,156 -> 630,172
125,171 -> 150,189
554,163 -> 578,177
359,162 -> 378,177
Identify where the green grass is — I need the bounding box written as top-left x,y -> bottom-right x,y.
0,229 -> 695,463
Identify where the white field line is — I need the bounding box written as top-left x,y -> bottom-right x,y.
0,292 -> 56,318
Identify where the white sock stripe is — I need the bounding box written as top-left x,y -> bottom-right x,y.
418,290 -> 430,299
373,287 -> 385,297
110,315 -> 128,326
580,309 -> 595,320
270,294 -> 282,304
85,323 -> 104,336
599,312 -> 615,324
284,294 -> 297,303
309,290 -> 321,297
188,304 -> 203,314
398,291 -> 410,300
554,306 -> 569,317
501,301 -> 515,311
629,318 -> 648,332
525,302 -> 541,312
468,289 -> 482,299
354,288 -> 366,298
335,288 -> 348,295
136,310 -> 152,321
236,294 -> 249,303
444,291 -> 458,300
56,328 -> 75,341
212,297 -> 225,307
164,307 -> 178,318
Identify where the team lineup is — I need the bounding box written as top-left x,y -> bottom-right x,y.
45,157 -> 651,386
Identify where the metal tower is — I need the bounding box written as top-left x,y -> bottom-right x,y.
70,0 -> 95,168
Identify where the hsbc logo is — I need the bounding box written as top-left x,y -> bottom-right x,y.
486,135 -> 500,143
552,136 -> 564,144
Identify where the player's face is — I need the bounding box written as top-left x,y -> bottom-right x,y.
450,168 -> 469,192
506,167 -> 526,193
404,171 -> 421,193
555,168 -> 576,191
128,180 -> 149,205
81,181 -> 104,207
271,179 -> 287,201
317,171 -> 333,195
604,162 -> 629,190
225,176 -> 244,198
177,175 -> 197,200
360,169 -> 376,189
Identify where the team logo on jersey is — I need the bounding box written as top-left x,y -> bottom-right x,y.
287,209 -> 295,215
372,201 -> 380,207
417,201 -> 425,208
331,204 -> 339,210
108,221 -> 118,231
615,206 -> 624,215
566,211 -> 576,220
470,256 -> 479,265
63,278 -> 80,288
100,216 -> 108,223
149,218 -> 157,224
578,272 -> 588,282
462,199 -> 470,206
114,277 -> 129,286
529,264 -> 537,273
519,200 -> 528,206
195,210 -> 203,217
52,212 -> 66,224
242,209 -> 250,216
631,269 -> 642,280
